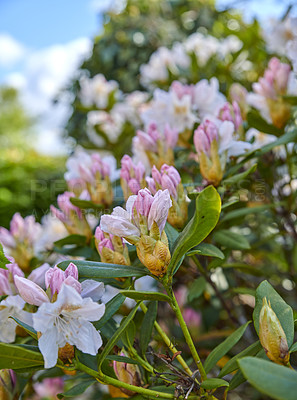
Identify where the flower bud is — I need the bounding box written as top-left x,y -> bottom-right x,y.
113,351 -> 141,396
120,155 -> 146,201
0,370 -> 17,400
259,297 -> 290,365
95,227 -> 130,266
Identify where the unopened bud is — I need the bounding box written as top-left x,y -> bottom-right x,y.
0,369 -> 17,400
113,351 -> 141,396
259,297 -> 290,365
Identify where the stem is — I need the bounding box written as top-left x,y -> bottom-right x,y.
129,345 -> 154,373
140,302 -> 193,376
76,360 -> 175,399
165,285 -> 207,381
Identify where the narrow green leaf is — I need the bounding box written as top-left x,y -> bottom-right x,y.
106,355 -> 139,364
200,378 -> 229,390
221,204 -> 277,223
239,357 -> 297,400
167,186 -> 221,277
187,243 -> 224,259
247,109 -> 283,136
204,321 -> 250,373
120,290 -> 170,303
187,277 -> 207,302
57,379 -> 95,398
289,342 -> 297,353
257,128 -> 297,155
253,280 -> 294,347
140,301 -> 158,355
121,320 -> 136,349
218,341 -> 262,377
213,230 -> 250,250
54,234 -> 87,248
70,197 -> 103,210
94,293 -> 125,330
10,316 -> 37,340
223,164 -> 257,185
0,343 -> 44,369
0,242 -> 10,269
98,302 -> 140,369
58,260 -> 147,279
228,369 -> 246,391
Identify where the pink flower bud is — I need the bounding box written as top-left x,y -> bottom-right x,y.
194,120 -> 218,156
146,177 -> 157,194
134,188 -> 154,219
64,262 -> 78,280
10,213 -> 25,238
148,189 -> 172,233
15,276 -> 49,306
164,123 -> 178,148
98,237 -> 114,254
0,228 -> 15,248
219,101 -> 242,131
64,276 -> 81,293
152,166 -> 162,185
34,377 -> 64,399
45,266 -> 65,295
95,226 -> 105,242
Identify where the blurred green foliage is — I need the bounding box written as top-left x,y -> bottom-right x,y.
0,86 -> 66,228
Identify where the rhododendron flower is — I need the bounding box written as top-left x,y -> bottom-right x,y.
100,189 -> 172,276
15,262 -> 104,305
33,377 -> 64,399
0,258 -> 24,296
194,119 -> 251,185
120,155 -> 146,201
79,73 -> 119,109
146,164 -> 188,228
95,226 -> 130,266
50,192 -> 92,240
65,148 -> 117,206
0,213 -> 42,271
247,57 -> 296,128
135,122 -> 178,169
218,101 -> 243,131
32,283 -> 105,368
0,295 -> 33,343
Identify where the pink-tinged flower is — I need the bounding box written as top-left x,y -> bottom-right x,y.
65,149 -> 116,206
0,213 -> 42,271
33,283 -> 105,369
27,263 -> 51,288
15,262 -> 104,306
0,295 -> 33,343
120,155 -> 146,200
33,377 -> 64,399
218,101 -> 242,131
135,122 -> 178,169
171,81 -> 195,101
100,190 -> 172,277
14,276 -> 50,306
94,227 -> 130,266
248,57 -> 295,128
194,118 -> 251,186
229,83 -> 248,119
50,192 -> 92,240
0,260 -> 24,296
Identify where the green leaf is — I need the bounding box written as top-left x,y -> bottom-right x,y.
97,302 -> 140,369
228,369 -> 246,391
0,343 -> 44,369
57,379 -> 95,399
253,280 -> 294,347
223,164 -> 257,185
167,186 -> 221,277
121,320 -> 136,349
106,355 -> 138,364
282,95 -> 297,105
120,290 -> 170,303
187,243 -> 224,259
257,128 -> 297,156
0,242 -> 10,269
239,357 -> 297,400
10,316 -> 37,340
140,301 -> 158,355
221,204 -> 277,223
69,197 -> 103,210
58,260 -> 147,279
213,230 -> 250,250
94,293 -> 125,330
165,222 -> 180,252
218,341 -> 262,377
247,109 -> 283,136
200,378 -> 229,390
289,342 -> 297,353
187,277 -> 207,302
54,234 -> 87,248
204,321 -> 250,374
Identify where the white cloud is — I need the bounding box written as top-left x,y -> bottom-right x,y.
0,33 -> 26,68
5,37 -> 92,155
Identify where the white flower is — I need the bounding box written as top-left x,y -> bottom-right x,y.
184,32 -> 219,66
80,73 -> 119,109
0,295 -> 33,343
33,284 -> 105,368
193,78 -> 226,118
287,39 -> 297,73
263,17 -> 297,56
